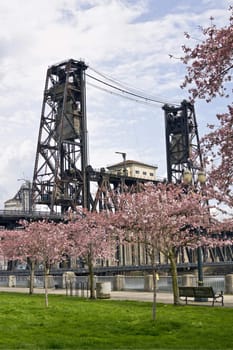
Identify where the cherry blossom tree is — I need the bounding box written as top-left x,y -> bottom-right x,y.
22,221 -> 71,306
113,183 -> 215,320
0,229 -> 36,292
181,6 -> 233,210
66,209 -> 116,299
1,221 -> 70,306
0,229 -> 24,271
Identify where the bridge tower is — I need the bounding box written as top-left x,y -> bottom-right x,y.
32,59 -> 89,213
163,100 -> 216,270
163,100 -> 204,184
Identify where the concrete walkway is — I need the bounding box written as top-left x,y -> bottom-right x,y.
111,291 -> 233,307
1,287 -> 233,307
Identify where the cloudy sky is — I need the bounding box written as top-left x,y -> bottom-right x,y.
0,0 -> 231,208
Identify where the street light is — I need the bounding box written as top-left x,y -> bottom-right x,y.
182,169 -> 206,287
183,169 -> 206,187
115,152 -> 127,176
197,170 -> 206,185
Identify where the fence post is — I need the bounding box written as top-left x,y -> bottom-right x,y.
113,275 -> 125,291
8,275 -> 16,287
63,272 -> 75,295
144,274 -> 153,291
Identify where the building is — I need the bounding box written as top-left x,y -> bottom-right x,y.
107,160 -> 158,181
4,181 -> 31,212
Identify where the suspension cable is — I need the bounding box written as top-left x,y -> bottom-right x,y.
86,70 -> 180,106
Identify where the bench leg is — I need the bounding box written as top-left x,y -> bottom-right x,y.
213,296 -> 224,306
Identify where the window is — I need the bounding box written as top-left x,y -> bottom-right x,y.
135,170 -> 140,174
150,172 -> 154,176
143,171 -> 147,175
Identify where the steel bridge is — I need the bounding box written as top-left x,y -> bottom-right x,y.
0,210 -> 63,229
0,261 -> 233,277
0,58 -> 232,269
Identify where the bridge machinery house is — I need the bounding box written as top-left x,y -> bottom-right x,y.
107,160 -> 157,181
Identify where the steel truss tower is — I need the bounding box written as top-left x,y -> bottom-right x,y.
163,100 -> 204,183
32,58 -> 156,215
164,100 -> 212,268
32,59 -> 89,213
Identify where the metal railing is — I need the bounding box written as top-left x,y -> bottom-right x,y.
0,274 -> 226,293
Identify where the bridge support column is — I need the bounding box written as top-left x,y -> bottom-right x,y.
113,275 -> 125,291
225,274 -> 233,294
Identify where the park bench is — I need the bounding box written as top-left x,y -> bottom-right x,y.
178,286 -> 224,306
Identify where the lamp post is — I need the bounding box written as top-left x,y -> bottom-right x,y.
115,152 -> 127,265
183,169 -> 206,287
115,152 -> 127,176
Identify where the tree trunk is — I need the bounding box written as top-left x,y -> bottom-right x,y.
88,256 -> 95,299
29,259 -> 35,295
152,266 -> 157,321
44,266 -> 50,307
169,250 -> 180,305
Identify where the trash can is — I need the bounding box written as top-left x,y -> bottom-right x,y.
96,282 -> 111,299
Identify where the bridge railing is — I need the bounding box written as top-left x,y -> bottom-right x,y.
0,209 -> 63,219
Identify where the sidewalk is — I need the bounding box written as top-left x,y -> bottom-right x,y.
1,287 -> 233,307
111,291 -> 233,307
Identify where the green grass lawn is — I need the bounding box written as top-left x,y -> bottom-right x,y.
0,292 -> 232,349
